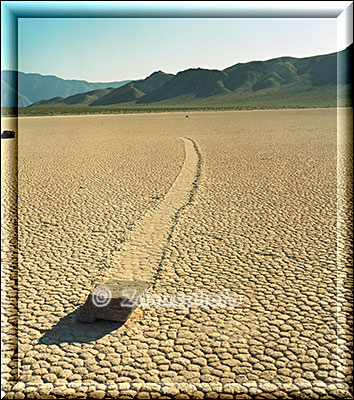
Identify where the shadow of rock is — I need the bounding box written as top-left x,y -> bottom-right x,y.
38,307 -> 124,345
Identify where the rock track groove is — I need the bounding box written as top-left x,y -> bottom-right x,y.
107,137 -> 201,285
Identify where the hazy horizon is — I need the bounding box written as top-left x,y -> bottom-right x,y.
9,43 -> 347,84
15,17 -> 341,82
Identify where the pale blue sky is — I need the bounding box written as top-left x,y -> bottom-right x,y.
17,17 -> 338,82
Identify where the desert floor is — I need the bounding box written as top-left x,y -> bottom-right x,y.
1,109 -> 352,399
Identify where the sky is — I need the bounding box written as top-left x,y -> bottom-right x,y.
16,17 -> 340,82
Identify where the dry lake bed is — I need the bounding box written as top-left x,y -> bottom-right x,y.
1,109 -> 352,399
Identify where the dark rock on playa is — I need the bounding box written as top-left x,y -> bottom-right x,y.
77,279 -> 150,323
1,130 -> 15,139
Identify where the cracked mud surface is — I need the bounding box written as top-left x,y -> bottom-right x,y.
1,109 -> 352,399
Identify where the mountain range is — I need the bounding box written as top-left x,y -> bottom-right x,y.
1,71 -> 131,107
2,45 -> 352,110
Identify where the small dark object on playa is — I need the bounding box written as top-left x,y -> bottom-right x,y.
185,115 -> 189,118
1,130 -> 15,139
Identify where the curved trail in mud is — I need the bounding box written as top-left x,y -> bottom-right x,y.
109,137 -> 201,284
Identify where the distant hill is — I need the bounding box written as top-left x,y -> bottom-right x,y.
138,69 -> 229,103
29,71 -> 175,107
7,45 -> 352,110
91,71 -> 174,106
1,71 -> 132,107
135,45 -> 350,107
